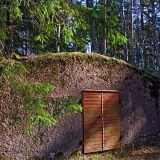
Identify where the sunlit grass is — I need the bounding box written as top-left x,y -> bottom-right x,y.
103,152 -> 114,158
89,153 -> 101,160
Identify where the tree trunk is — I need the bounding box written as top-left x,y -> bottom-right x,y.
129,0 -> 134,64
86,0 -> 99,53
120,0 -> 128,61
57,24 -> 61,52
151,0 -> 159,66
102,0 -> 107,55
4,1 -> 11,58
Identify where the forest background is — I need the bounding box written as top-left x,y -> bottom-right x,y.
0,0 -> 160,75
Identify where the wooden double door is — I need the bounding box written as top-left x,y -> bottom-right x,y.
83,90 -> 120,153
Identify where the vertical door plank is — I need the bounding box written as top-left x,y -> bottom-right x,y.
102,92 -> 120,150
83,91 -> 102,153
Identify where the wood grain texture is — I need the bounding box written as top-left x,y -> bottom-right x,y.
83,91 -> 120,153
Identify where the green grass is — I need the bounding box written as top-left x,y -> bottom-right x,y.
90,154 -> 101,160
66,144 -> 160,160
103,152 -> 114,158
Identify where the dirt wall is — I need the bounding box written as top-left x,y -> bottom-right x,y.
0,53 -> 160,159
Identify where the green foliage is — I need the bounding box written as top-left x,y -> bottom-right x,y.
0,60 -> 82,135
48,96 -> 82,118
0,0 -> 90,55
0,51 -> 4,59
11,52 -> 20,59
0,0 -> 127,55
0,27 -> 8,42
87,3 -> 127,54
107,29 -> 127,45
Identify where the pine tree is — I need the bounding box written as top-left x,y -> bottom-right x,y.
0,0 -> 90,56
